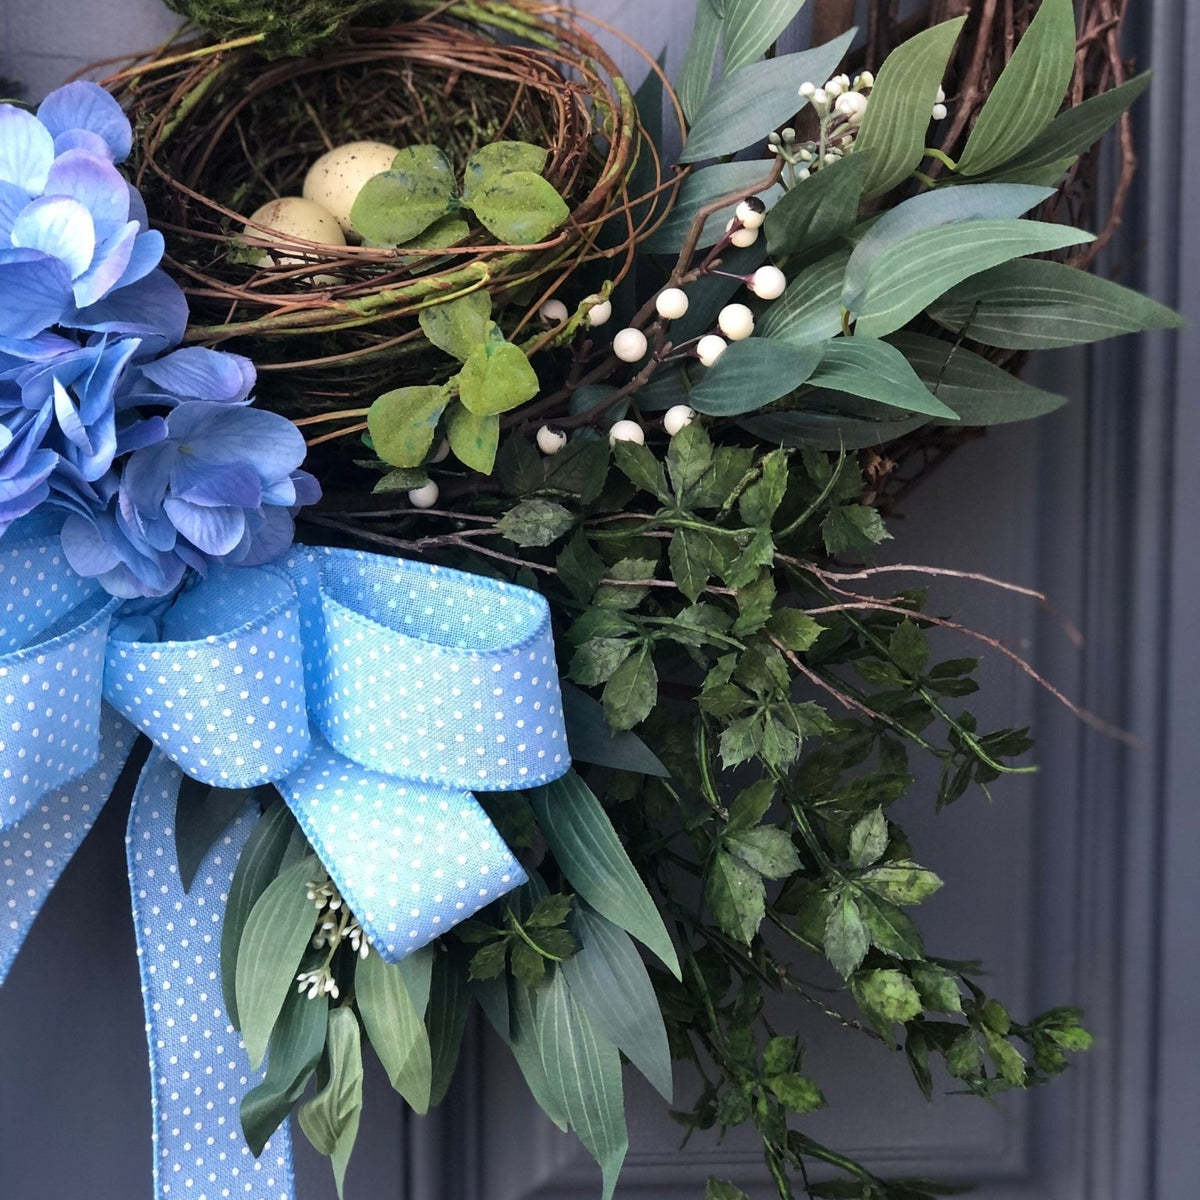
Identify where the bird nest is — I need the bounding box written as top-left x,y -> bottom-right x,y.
106,0 -> 658,414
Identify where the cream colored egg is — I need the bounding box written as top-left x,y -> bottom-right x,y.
302,141 -> 402,234
244,197 -> 345,274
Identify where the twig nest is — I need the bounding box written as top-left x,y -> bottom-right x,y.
244,197 -> 345,267
608,420 -> 645,446
302,141 -> 401,234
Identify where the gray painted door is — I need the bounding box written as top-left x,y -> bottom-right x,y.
1,2 -> 1194,1198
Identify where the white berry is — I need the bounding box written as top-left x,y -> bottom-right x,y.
537,425 -> 568,455
539,299 -> 568,324
932,103 -> 948,121
608,419 -> 645,446
696,334 -> 728,367
730,225 -> 760,249
735,198 -> 767,230
586,297 -> 613,326
613,327 -> 649,363
664,405 -> 697,436
835,91 -> 869,124
718,303 -> 755,341
655,287 -> 690,321
408,482 -> 440,508
748,265 -> 787,301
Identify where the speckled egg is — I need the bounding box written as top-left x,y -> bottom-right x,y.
302,140 -> 402,234
244,196 -> 345,269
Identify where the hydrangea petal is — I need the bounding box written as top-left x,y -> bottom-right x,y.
36,82 -> 132,163
45,149 -> 130,224
12,196 -> 96,279
60,509 -> 125,573
169,403 -> 307,477
0,250 -> 72,338
126,184 -> 149,232
163,496 -> 246,556
115,412 -> 167,454
235,505 -> 297,566
52,129 -> 111,159
0,180 -> 31,242
0,106 -> 55,191
140,345 -> 255,405
172,458 -> 262,508
110,228 -> 163,291
66,268 -> 187,351
72,219 -> 138,307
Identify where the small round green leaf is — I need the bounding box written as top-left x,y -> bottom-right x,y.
458,341 -> 539,416
367,385 -> 449,467
350,146 -> 457,246
464,170 -> 569,244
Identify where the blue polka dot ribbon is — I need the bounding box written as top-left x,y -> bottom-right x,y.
0,532 -> 570,1199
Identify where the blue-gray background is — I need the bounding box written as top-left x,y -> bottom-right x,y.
0,2 -> 1195,1198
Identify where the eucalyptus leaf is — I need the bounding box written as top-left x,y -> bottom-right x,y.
853,17 -> 967,199
529,772 -> 681,978
175,777 -> 263,893
957,0 -> 1076,176
298,1007 -> 363,1198
349,147 -> 457,245
807,338 -> 956,418
645,161 -> 786,253
357,950 -> 433,1113
677,0 -> 725,122
537,970 -> 628,1200
462,141 -> 549,202
927,257 -> 1183,348
723,0 -> 810,74
563,907 -> 674,1101
236,854 -> 320,1070
222,799 -> 296,1027
458,341 -> 540,416
427,946 -> 470,1106
398,945 -> 435,1016
560,682 -> 670,777
368,384 -> 449,467
758,245 -> 851,345
681,33 -> 856,163
764,153 -> 869,258
465,170 -> 569,243
419,291 -> 491,362
688,339 -> 824,416
445,401 -> 499,474
742,408 -> 925,451
850,219 -> 1094,338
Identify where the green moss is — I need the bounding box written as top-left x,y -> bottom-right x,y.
163,0 -> 390,57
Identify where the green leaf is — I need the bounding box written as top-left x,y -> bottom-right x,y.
989,72 -> 1151,175
445,401 -> 499,474
857,889 -> 925,959
821,502 -> 891,557
529,772 -> 681,977
222,800 -> 296,1027
398,945 -> 435,1016
298,1007 -> 363,1198
851,968 -> 923,1029
464,170 -> 568,243
496,498 -> 575,547
765,152 -> 869,257
602,643 -> 659,731
677,0 -> 725,123
613,439 -> 671,501
357,950 -> 433,1113
427,946 -> 470,1106
766,1071 -> 825,1113
682,33 -> 856,162
762,1033 -> 799,1075
724,0 -> 809,73
241,986 -> 328,1157
927,257 -> 1183,349
538,970 -> 628,1200
910,963 -> 963,1014
669,527 -> 715,603
738,449 -> 788,526
666,421 -> 714,499
858,860 -> 943,905
957,0 -> 1076,176
350,146 -> 457,245
368,385 -> 448,467
563,907 -> 674,1101
707,849 -> 766,943
419,291 -> 491,362
984,1029 -> 1027,1084
560,682 -> 670,777
557,532 -> 607,603
726,780 -> 775,836
688,339 -> 823,416
726,826 -> 800,879
766,608 -> 823,651
850,219 -> 1095,338
849,808 -> 888,869
462,141 -> 549,202
808,338 -> 957,418
175,778 -> 262,893
758,245 -> 851,345
458,340 -> 540,416
401,214 -> 469,249
706,1180 -> 752,1200
645,161 -> 785,252
571,637 -> 634,688
373,466 -> 431,494
853,17 -> 967,199
885,331 -> 1067,425
823,889 -> 868,977
236,855 -> 319,1070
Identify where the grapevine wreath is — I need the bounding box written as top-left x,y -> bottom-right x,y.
0,1 -> 1179,1198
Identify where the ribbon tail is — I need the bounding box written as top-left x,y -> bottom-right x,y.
0,705 -> 137,985
282,739 -> 527,963
127,750 -> 294,1200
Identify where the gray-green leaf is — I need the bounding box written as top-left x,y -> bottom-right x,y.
758,245 -> 851,345
677,0 -> 725,122
297,1007 -> 363,1198
688,339 -> 823,416
723,0 -> 810,74
357,950 -> 433,1113
560,683 -> 670,777
808,337 -> 956,418
707,849 -> 766,943
824,890 -> 869,977
765,152 -> 869,258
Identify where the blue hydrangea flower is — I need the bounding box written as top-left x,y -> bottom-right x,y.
0,381 -> 57,532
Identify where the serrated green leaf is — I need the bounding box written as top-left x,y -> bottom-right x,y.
910,963 -> 963,1014
767,1071 -> 825,1113
368,385 -> 448,467
468,938 -> 509,981
418,290 -> 491,362
350,147 -> 457,245
459,340 -> 539,416
669,527 -> 716,603
563,907 -> 674,1101
852,968 -> 923,1031
984,1029 -> 1027,1084
821,502 -> 891,557
537,971 -> 628,1200
666,421 -> 714,499
569,634 -> 632,689
529,773 -> 680,977
462,141 -> 549,202
682,34 -> 855,163
857,889 -> 925,959
236,855 -> 320,1070
726,779 -> 775,835
859,860 -> 943,905
765,152 -> 869,257
175,778 -> 262,893
809,338 -> 957,418
557,532 -> 607,604
496,498 -> 575,547
707,849 -> 766,943
766,608 -> 823,651
464,170 -> 568,243
723,0 -> 809,73
726,826 -> 800,879
849,808 -> 888,869
824,889 -> 868,977
560,682 -> 669,777
958,0 -> 1076,176
602,643 -> 658,731
677,0 -> 725,123
927,257 -> 1183,349
853,18 -> 967,199
357,950 -> 433,1113
758,245 -> 851,345
850,219 -> 1094,338
889,619 -> 929,677
613,439 -> 671,501
688,338 -> 823,416
298,1007 -> 363,1198
739,449 -> 788,526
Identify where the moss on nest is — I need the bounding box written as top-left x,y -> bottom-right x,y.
162,0 -> 389,57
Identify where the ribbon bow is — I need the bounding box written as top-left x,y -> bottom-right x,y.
0,531 -> 570,1199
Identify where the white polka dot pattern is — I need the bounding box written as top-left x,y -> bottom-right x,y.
128,751 -> 293,1200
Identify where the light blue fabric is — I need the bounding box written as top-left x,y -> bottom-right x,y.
0,535 -> 571,1199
